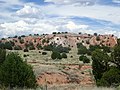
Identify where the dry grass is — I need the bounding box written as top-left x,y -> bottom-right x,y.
39,84 -> 116,90
7,49 -> 119,90
12,48 -> 83,64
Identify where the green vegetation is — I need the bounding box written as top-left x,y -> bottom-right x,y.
43,44 -> 71,53
62,53 -> 67,58
79,55 -> 90,63
14,45 -> 22,50
77,43 -> 88,55
92,49 -> 110,80
96,36 -> 100,41
19,39 -> 24,44
23,48 -> 29,52
51,51 -> 62,60
0,49 -> 6,64
92,45 -> 120,87
0,50 -> 36,88
36,43 -> 43,50
42,52 -> 47,55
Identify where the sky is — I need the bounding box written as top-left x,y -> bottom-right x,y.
0,0 -> 120,38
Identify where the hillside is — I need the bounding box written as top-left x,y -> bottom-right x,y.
0,32 -> 119,90
0,33 -> 117,50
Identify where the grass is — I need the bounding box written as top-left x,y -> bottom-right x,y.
7,49 -> 119,90
11,48 -> 83,64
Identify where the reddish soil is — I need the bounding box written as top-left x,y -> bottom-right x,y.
36,65 -> 95,87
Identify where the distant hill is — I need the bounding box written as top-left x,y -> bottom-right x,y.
0,32 -> 117,50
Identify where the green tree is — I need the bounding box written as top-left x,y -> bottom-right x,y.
102,46 -> 111,53
51,51 -> 62,60
57,52 -> 62,59
79,55 -> 85,61
4,42 -> 13,50
62,53 -> 67,58
0,42 -> 5,49
77,46 -> 88,55
51,51 -> 57,60
89,45 -> 101,52
111,46 -> 120,68
117,38 -> 120,46
0,53 -> 36,88
79,55 -> 90,63
94,33 -> 97,36
97,67 -> 120,87
52,32 -> 57,34
92,49 -> 110,80
77,43 -> 88,55
0,49 -> 6,64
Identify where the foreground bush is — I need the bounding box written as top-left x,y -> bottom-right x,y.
0,49 -> 6,64
0,53 -> 36,88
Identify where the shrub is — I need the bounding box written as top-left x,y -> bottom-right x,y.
102,46 -> 111,53
78,46 -> 88,54
51,51 -> 57,60
43,44 -> 53,51
52,32 -> 57,34
36,44 -> 43,50
23,54 -> 27,57
42,52 -> 47,55
97,67 -> 120,87
64,35 -> 67,39
0,53 -> 36,88
42,39 -> 46,44
83,57 -> 90,63
4,42 -> 13,50
14,45 -> 22,50
96,36 -> 100,41
79,55 -> 90,63
51,51 -> 62,60
94,33 -> 97,36
62,53 -> 67,58
57,53 -> 62,59
0,42 -> 5,49
0,49 -> 6,64
23,48 -> 29,52
79,55 -> 85,61
19,39 -> 24,44
18,36 -> 21,40
29,46 -> 35,50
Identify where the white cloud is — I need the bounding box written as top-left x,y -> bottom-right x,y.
42,4 -> 120,24
1,18 -> 120,38
16,5 -> 44,18
0,3 -> 120,38
0,20 -> 59,38
66,21 -> 88,30
44,0 -> 96,6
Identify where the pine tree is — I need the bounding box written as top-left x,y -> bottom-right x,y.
0,49 -> 6,64
0,53 -> 36,88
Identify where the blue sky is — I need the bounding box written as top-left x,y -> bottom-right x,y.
0,0 -> 120,38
